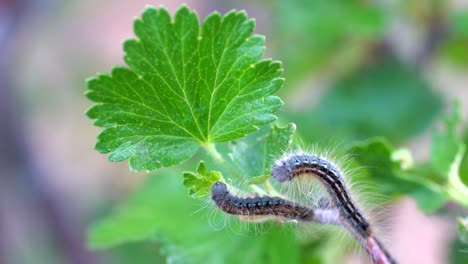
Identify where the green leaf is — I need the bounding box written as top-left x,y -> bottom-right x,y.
287,58 -> 442,143
450,236 -> 468,264
458,217 -> 468,244
431,102 -> 465,180
459,131 -> 468,186
225,123 -> 296,180
429,102 -> 468,208
183,161 -> 222,198
105,242 -> 167,264
181,124 -> 295,196
440,39 -> 468,67
86,6 -> 283,171
88,172 -> 197,250
348,137 -> 447,212
348,138 -> 418,195
391,148 -> 414,170
409,185 -> 447,213
89,171 -> 301,264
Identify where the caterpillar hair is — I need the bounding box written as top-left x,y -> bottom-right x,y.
271,152 -> 397,264
211,181 -> 341,225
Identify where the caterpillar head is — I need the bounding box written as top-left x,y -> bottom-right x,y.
211,181 -> 228,200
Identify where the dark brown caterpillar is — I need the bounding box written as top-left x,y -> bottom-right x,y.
271,153 -> 397,264
272,153 -> 370,238
211,181 -> 315,222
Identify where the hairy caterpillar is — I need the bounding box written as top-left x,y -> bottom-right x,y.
211,181 -> 341,225
271,152 -> 396,264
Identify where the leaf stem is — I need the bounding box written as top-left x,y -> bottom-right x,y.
447,176 -> 468,208
446,145 -> 468,208
203,143 -> 224,164
202,143 -> 244,182
203,143 -> 281,196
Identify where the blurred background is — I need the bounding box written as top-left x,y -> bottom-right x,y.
1,0 -> 468,263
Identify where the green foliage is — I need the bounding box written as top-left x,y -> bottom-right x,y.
85,3 -> 468,263
105,242 -> 166,264
450,238 -> 468,264
431,102 -> 465,180
459,131 -> 468,185
182,123 -> 295,197
183,161 -> 222,198
224,123 -> 295,179
458,217 -> 468,244
429,104 -> 468,208
451,216 -> 468,263
86,6 -> 283,171
348,138 -> 447,212
287,59 -> 442,142
89,172 -> 302,264
348,104 -> 468,212
273,0 -> 386,84
348,138 -> 417,196
86,8 -> 300,262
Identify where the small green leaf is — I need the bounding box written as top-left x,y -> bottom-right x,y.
431,102 -> 465,180
348,137 -> 446,212
226,123 -> 296,179
428,102 -> 468,208
391,148 -> 414,170
86,6 -> 283,171
450,236 -> 468,264
459,131 -> 468,185
183,161 -> 222,198
348,138 -> 418,195
409,186 -> 447,213
458,217 -> 468,244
